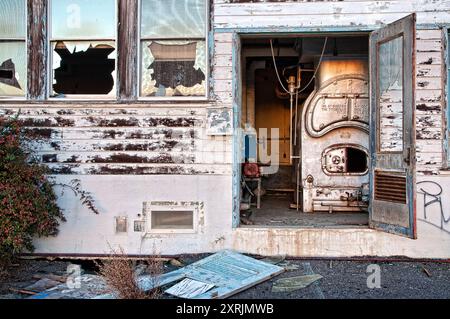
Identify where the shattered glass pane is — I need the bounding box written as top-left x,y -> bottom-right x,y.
378,36 -> 404,152
0,0 -> 26,38
51,41 -> 116,96
0,42 -> 26,96
51,0 -> 115,39
141,40 -> 206,97
141,0 -> 206,39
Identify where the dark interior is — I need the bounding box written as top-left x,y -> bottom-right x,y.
53,43 -> 115,95
346,147 -> 368,173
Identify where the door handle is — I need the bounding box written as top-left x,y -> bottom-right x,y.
404,147 -> 411,166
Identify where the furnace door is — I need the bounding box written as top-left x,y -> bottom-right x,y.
369,14 -> 417,238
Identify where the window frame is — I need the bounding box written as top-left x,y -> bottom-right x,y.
144,202 -> 200,235
46,0 -> 119,101
0,0 -> 27,100
137,0 -> 210,101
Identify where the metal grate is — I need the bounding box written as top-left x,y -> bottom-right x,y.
374,171 -> 407,204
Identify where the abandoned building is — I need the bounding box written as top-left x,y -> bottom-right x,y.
0,0 -> 450,259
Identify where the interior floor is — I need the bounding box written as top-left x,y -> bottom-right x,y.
245,193 -> 369,228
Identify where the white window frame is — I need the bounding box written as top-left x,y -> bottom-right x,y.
0,0 -> 27,100
144,202 -> 200,235
47,0 -> 118,101
137,0 -> 210,101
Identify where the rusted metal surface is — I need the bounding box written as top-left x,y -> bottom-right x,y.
374,171 -> 407,204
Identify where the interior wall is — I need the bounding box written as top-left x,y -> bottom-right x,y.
255,67 -> 291,166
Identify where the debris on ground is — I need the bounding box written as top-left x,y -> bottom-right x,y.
138,250 -> 284,299
260,255 -> 285,265
260,255 -> 299,271
422,267 -> 432,277
169,259 -> 184,268
278,261 -> 300,271
165,278 -> 215,298
28,274 -> 111,299
23,278 -> 62,293
272,274 -> 323,293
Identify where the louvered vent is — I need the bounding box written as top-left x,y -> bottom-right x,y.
374,171 -> 407,204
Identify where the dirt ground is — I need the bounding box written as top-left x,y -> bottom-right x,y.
0,256 -> 449,299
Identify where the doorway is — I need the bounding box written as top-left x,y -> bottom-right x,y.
239,34 -> 371,228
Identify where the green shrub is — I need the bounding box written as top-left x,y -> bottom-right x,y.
0,117 -> 65,264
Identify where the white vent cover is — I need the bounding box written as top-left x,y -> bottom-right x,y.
143,201 -> 202,234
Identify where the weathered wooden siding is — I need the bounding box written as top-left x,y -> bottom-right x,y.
213,0 -> 450,30
416,29 -> 444,175
0,106 -> 232,175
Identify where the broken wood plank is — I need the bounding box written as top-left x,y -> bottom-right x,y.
9,288 -> 37,296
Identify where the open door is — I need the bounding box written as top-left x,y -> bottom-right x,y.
369,14 -> 417,238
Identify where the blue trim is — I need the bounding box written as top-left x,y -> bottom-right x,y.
231,32 -> 241,229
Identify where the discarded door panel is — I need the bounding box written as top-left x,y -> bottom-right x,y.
138,250 -> 284,299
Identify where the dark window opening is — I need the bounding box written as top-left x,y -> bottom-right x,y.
346,147 -> 368,173
0,59 -> 21,89
0,69 -> 13,79
53,42 -> 115,95
151,60 -> 205,91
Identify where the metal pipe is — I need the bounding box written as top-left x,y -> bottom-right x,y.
296,161 -> 301,212
288,75 -> 296,165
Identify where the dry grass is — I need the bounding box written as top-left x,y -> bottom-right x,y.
0,265 -> 8,282
96,247 -> 163,299
0,258 -> 11,283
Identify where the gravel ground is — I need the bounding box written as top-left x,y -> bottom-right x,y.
1,257 -> 449,299
232,260 -> 450,299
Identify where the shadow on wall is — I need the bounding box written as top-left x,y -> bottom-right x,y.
417,181 -> 450,235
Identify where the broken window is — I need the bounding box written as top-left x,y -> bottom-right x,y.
0,0 -> 26,97
140,0 -> 207,97
49,0 -> 116,97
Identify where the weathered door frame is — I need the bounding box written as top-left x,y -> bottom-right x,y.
230,24 -> 419,232
231,29 -> 373,228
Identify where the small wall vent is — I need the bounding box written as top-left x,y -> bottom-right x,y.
151,211 -> 194,230
143,201 -> 202,234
